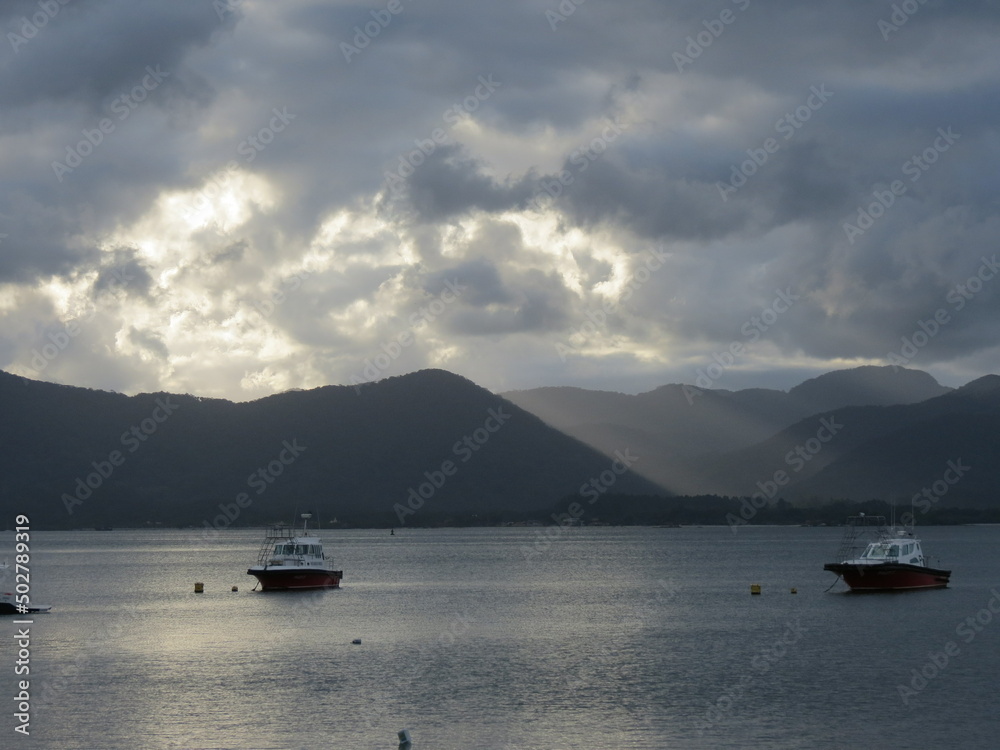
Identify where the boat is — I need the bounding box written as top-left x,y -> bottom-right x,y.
823,514 -> 950,591
0,592 -> 52,615
0,562 -> 52,614
247,514 -> 343,591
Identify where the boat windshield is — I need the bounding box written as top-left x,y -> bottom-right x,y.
864,544 -> 899,558
273,543 -> 320,556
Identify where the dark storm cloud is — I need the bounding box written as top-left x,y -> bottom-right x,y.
1,0 -> 227,112
401,146 -> 537,221
92,246 -> 154,297
0,0 -> 229,284
422,258 -> 572,335
423,259 -> 510,307
0,192 -> 93,281
764,140 -> 855,225
1,0 -> 998,397
126,324 -> 167,359
210,240 -> 248,265
440,270 -> 572,336
556,153 -> 752,241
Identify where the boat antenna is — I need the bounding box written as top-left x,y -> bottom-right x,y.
301,512 -> 312,532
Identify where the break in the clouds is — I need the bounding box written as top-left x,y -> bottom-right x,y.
1,0 -> 999,399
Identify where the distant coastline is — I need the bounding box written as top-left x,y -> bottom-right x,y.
10,496 -> 1000,531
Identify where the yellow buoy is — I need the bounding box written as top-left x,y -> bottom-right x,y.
194,582 -> 204,593
790,587 -> 797,594
750,583 -> 761,595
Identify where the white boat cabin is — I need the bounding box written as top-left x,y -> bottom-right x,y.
266,535 -> 326,567
851,533 -> 925,566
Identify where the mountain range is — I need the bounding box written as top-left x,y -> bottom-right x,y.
0,368 -> 659,528
503,366 -> 999,506
2,365 -> 998,528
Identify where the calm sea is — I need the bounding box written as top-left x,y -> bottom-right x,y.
2,525 -> 999,749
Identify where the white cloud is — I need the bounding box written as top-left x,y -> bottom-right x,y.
0,0 -> 998,398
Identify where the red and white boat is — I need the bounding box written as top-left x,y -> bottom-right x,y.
824,514 -> 950,591
247,514 -> 343,591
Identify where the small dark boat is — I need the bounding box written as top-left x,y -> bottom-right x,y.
0,592 -> 52,615
0,564 -> 52,614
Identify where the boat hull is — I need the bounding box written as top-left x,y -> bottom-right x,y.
824,562 -> 950,591
0,599 -> 51,615
247,566 -> 342,591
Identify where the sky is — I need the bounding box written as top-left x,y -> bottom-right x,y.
1,0 -> 999,401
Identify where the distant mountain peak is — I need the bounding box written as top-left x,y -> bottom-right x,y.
788,365 -> 950,411
950,374 -> 1000,397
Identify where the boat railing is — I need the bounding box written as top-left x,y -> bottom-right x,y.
254,523 -> 334,568
255,525 -> 300,566
264,524 -> 299,539
835,515 -> 889,561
